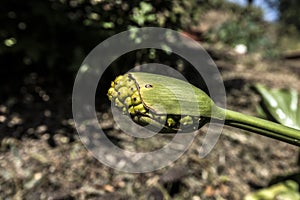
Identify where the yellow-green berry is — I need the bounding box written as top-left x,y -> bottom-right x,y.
167,117 -> 176,127
180,116 -> 193,126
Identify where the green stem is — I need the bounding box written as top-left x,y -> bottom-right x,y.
217,108 -> 300,146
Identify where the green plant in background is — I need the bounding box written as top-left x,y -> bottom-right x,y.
279,0 -> 300,31
0,0 -> 199,77
130,2 -> 156,26
244,180 -> 300,200
244,84 -> 300,200
205,15 -> 270,52
108,72 -> 300,146
254,84 -> 300,130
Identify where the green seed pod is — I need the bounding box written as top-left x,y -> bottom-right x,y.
108,72 -> 219,133
106,72 -> 300,146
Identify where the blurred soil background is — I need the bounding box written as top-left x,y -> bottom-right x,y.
1,0 -> 300,199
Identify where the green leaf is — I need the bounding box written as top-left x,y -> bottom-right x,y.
140,2 -> 153,14
254,84 -> 300,130
102,22 -> 114,29
244,180 -> 300,200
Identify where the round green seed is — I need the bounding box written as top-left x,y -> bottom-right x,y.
131,91 -> 141,105
107,87 -> 115,100
124,97 -> 132,107
117,87 -> 129,101
134,104 -> 147,113
167,117 -> 176,127
115,98 -> 124,107
180,116 -> 193,126
128,106 -> 135,114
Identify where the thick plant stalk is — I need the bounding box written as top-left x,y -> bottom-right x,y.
108,72 -> 300,146
222,108 -> 300,146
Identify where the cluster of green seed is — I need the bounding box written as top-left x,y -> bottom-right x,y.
108,74 -> 200,132
107,74 -> 146,115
